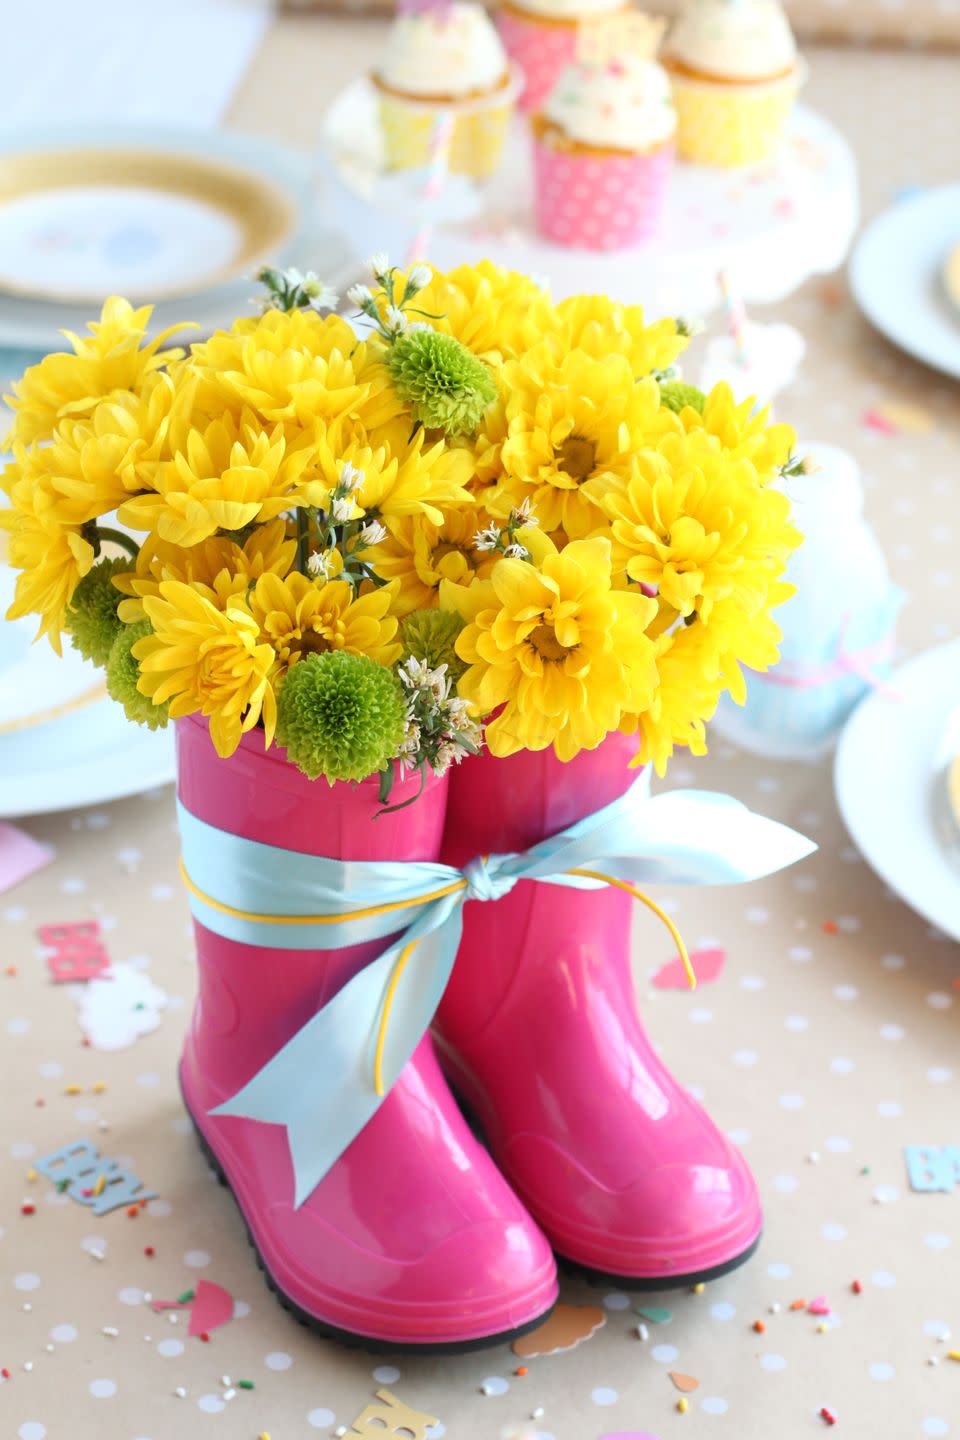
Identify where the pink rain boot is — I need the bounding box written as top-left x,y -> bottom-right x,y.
435,734 -> 763,1287
176,715 -> 557,1348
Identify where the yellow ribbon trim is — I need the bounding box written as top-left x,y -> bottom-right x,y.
372,865 -> 697,1098
0,680 -> 107,735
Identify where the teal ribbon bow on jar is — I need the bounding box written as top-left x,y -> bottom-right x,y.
177,774 -> 815,1208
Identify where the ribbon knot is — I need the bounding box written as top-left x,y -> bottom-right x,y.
463,854 -> 516,904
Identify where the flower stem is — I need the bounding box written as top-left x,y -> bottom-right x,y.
93,526 -> 140,560
296,508 -> 310,576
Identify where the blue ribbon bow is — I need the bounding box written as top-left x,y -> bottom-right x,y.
177,775 -> 815,1208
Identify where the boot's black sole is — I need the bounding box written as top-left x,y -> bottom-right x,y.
557,1231 -> 763,1291
180,1076 -> 556,1354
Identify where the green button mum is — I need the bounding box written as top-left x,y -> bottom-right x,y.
66,556 -> 128,666
400,608 -> 467,685
276,650 -> 407,784
386,328 -> 497,437
658,381 -> 706,416
106,620 -> 170,730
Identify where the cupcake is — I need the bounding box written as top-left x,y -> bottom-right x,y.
373,1 -> 520,181
497,0 -> 630,113
532,53 -> 675,250
663,0 -> 804,168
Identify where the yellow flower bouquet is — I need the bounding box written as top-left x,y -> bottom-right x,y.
2,255 -> 800,792
1,256 -> 817,1345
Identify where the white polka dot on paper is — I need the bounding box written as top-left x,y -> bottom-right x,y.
265,1351 -> 292,1371
183,1250 -> 210,1269
701,1397 -> 729,1415
928,1067 -> 952,1084
825,1136 -> 851,1153
307,1412 -> 336,1429
877,1101 -> 902,1118
18,1426 -> 46,1440
89,1378 -> 117,1398
869,1362 -> 895,1381
146,1199 -> 172,1218
760,1353 -> 786,1371
767,1262 -> 792,1279
879,1023 -> 904,1040
74,1106 -> 98,1124
37,1061 -> 63,1078
197,1395 -> 225,1413
821,1222 -> 847,1241
591,1387 -> 618,1406
922,1420 -> 949,1438
480,1376 -> 509,1395
773,1175 -> 798,1193
233,1300 -> 251,1319
10,1141 -> 35,1158
425,1427 -> 445,1439
602,1292 -> 630,1311
60,877 -> 86,894
928,992 -> 953,1010
836,915 -> 860,933
14,1273 -> 40,1290
789,946 -> 813,962
651,1344 -> 679,1364
779,1093 -> 804,1110
151,884 -> 174,900
874,1184 -> 900,1203
833,984 -> 859,1001
831,1057 -> 855,1074
746,907 -> 769,924
136,1073 -> 160,1088
872,1271 -> 897,1288
727,1128 -> 751,1145
157,1339 -> 184,1357
740,975 -> 766,991
793,873 -> 818,892
81,1236 -> 107,1255
733,1049 -> 758,1067
710,1301 -> 736,1320
118,1287 -> 144,1306
923,1320 -> 951,1339
925,1233 -> 951,1250
785,1015 -> 809,1032
689,1007 -> 713,1024
7,1017 -> 31,1035
50,1324 -> 77,1342
372,1364 -> 400,1383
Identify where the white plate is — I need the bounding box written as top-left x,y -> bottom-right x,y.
319,89 -> 859,315
849,184 -> 960,381
834,640 -> 960,942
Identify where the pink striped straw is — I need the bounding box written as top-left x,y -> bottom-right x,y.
718,268 -> 749,366
406,108 -> 456,264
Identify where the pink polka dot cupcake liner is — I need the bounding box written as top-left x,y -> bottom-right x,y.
532,136 -> 674,250
496,6 -> 578,112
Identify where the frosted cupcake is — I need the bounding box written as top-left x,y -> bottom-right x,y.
663,0 -> 804,167
532,53 -> 675,250
373,1 -> 519,181
497,0 -> 630,113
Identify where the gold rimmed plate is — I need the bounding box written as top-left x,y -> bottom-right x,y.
0,145 -> 299,305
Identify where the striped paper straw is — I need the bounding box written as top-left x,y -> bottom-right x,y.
718,268 -> 749,366
406,108 -> 456,264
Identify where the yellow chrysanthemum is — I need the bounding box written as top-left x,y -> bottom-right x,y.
677,383 -> 796,482
118,409 -> 309,547
297,421 -> 474,526
397,260 -> 554,363
135,581 -> 277,758
599,445 -> 800,624
549,295 -> 689,380
443,533 -> 658,760
114,518 -> 297,623
189,308 -> 400,446
368,504 -> 497,616
247,572 -> 401,671
0,501 -> 95,652
476,344 -> 678,539
3,296 -> 189,446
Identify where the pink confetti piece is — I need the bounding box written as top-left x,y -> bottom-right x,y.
808,1296 -> 831,1316
0,822 -> 53,895
862,408 -> 898,436
38,920 -> 112,983
652,948 -> 726,990
188,1280 -> 235,1338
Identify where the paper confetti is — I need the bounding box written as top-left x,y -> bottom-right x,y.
635,1306 -> 673,1324
653,948 -> 726,990
669,1372 -> 700,1393
71,961 -> 168,1050
863,403 -> 934,436
512,1303 -> 607,1358
808,1296 -> 831,1316
348,1389 -> 439,1438
0,822 -> 53,895
39,920 -> 111,983
905,1144 -> 960,1192
35,1139 -> 156,1214
187,1280 -> 235,1338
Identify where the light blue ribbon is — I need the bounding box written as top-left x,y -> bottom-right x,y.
178,776 -> 815,1208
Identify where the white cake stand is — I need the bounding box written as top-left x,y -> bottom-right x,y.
318,81 -> 859,316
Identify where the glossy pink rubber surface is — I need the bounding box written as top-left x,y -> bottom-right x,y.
435,734 -> 763,1281
177,716 -> 557,1345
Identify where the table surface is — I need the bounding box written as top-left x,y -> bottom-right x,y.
3,19 -> 960,1440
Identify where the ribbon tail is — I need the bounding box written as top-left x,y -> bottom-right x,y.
211,892 -> 464,1208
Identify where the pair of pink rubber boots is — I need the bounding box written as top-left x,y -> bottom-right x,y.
178,716 -> 762,1350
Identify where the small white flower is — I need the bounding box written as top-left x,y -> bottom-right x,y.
367,251 -> 390,278
359,519 -> 387,547
433,740 -> 460,775
474,525 -> 501,553
407,263 -> 432,291
511,497 -> 539,526
385,305 -> 408,333
338,460 -> 365,494
307,550 -> 333,579
280,265 -> 304,287
347,283 -> 375,309
300,273 -> 339,311
503,542 -> 529,560
405,320 -> 433,334
400,656 -> 430,689
330,494 -> 354,524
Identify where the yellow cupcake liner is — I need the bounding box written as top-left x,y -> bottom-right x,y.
671,70 -> 800,168
378,88 -> 515,181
